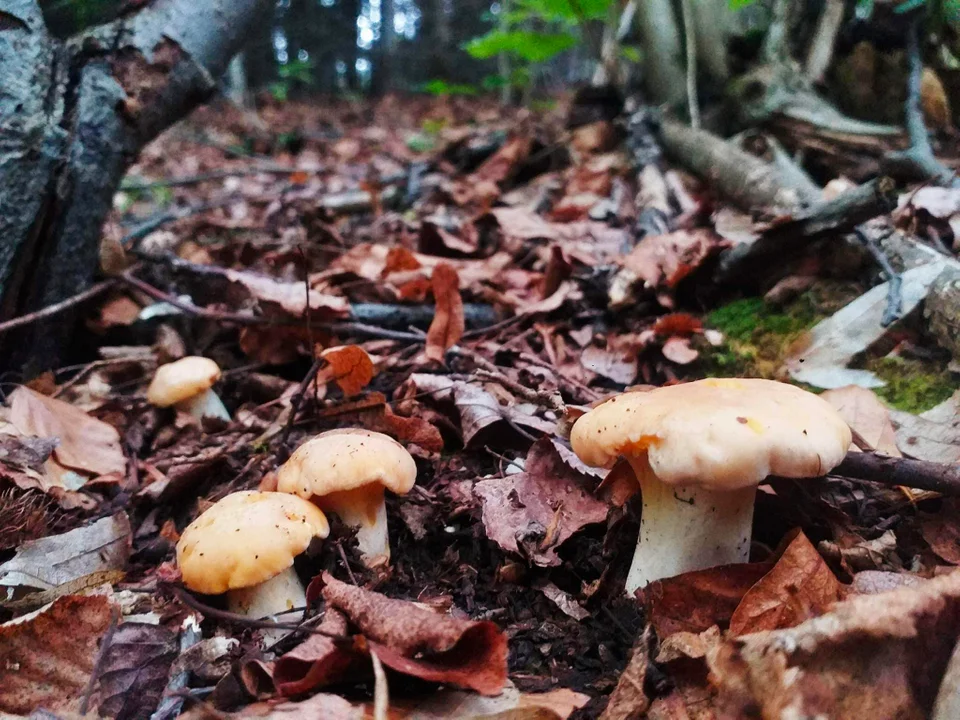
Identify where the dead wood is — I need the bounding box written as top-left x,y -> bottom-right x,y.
835,451 -> 960,497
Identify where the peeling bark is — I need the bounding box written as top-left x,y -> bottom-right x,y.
0,0 -> 272,374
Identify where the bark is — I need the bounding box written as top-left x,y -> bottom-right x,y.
0,0 -> 273,374
632,0 -> 686,107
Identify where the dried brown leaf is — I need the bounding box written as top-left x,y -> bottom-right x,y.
661,337 -> 699,365
425,263 -> 465,362
96,622 -> 178,720
319,345 -> 375,397
10,386 -> 126,478
708,570 -> 960,719
386,682 -> 588,719
639,563 -> 772,637
0,594 -> 116,715
599,628 -> 653,720
729,530 -> 844,635
821,385 -> 899,455
474,438 -> 609,566
923,498 -> 960,565
580,346 -> 638,385
224,268 -> 348,319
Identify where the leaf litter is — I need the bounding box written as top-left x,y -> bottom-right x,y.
1,95 -> 960,720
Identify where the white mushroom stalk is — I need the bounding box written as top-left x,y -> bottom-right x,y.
226,566 -> 307,645
176,387 -> 231,422
625,456 -> 754,595
318,485 -> 391,562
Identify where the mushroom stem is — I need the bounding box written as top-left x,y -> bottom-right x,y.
626,457 -> 755,595
175,388 -> 230,421
318,485 -> 390,565
226,566 -> 306,645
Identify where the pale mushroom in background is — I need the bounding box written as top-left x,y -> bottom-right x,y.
176,491 -> 329,644
276,429 -> 417,565
571,378 -> 852,595
147,356 -> 230,421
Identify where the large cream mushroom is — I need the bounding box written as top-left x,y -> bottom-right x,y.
571,378 -> 851,595
177,491 -> 329,643
276,429 -> 417,565
147,356 -> 230,421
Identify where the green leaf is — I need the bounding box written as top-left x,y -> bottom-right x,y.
728,0 -> 758,8
516,0 -> 612,22
619,44 -> 642,62
465,30 -> 577,62
420,79 -> 479,96
893,0 -> 926,12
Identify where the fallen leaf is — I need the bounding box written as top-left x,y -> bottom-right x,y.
891,391 -> 960,463
661,337 -> 699,365
639,563 -> 773,637
822,385 -> 900,455
729,530 -> 844,635
225,268 -> 349,319
707,570 -> 960,719
581,346 -> 638,385
786,261 -> 947,389
319,345 -> 376,397
10,386 -> 126,477
923,499 -> 960,565
536,582 -> 590,620
474,438 -> 609,566
96,622 -> 178,720
470,134 -> 532,186
652,313 -> 703,337
386,681 -> 588,719
184,692 -> 363,719
0,513 -> 131,593
425,263 -> 465,362
0,594 -> 116,715
599,627 -> 653,720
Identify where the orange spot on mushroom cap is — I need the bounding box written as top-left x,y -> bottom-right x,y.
617,434 -> 663,457
736,416 -> 766,435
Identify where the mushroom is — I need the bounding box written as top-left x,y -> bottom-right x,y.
570,378 -> 851,595
176,491 -> 329,643
276,429 -> 417,565
147,356 -> 230,422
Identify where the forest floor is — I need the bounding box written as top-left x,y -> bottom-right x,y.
1,94 -> 960,719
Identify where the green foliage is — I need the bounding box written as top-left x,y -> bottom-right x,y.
728,0 -> 758,8
465,30 -> 577,62
269,59 -> 316,102
421,79 -> 479,96
867,357 -> 960,413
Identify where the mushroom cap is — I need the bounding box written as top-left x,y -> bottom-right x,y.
147,356 -> 222,407
570,378 -> 852,491
276,429 -> 417,499
176,491 -> 329,595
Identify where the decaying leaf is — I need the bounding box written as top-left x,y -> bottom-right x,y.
729,530 -> 844,635
822,385 -> 900,455
922,498 -> 960,565
96,622 -> 179,719
474,438 -> 609,567
0,594 -> 116,715
10,386 -> 126,478
318,345 -> 375,397
225,268 -> 349,319
891,391 -> 960,464
426,263 -> 465,362
0,512 -> 131,593
386,681 -> 589,719
708,570 -> 960,719
182,692 -> 363,719
599,628 -> 653,720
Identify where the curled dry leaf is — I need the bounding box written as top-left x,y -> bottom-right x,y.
708,570 -> 960,719
598,628 -> 653,720
0,594 -> 116,715
426,263 -> 465,363
922,498 -> 960,565
580,345 -> 638,385
891,391 -> 960,464
10,386 -> 126,478
0,512 -> 131,593
259,575 -> 508,697
729,530 -> 844,636
318,345 -> 375,397
661,336 -> 699,365
474,438 -> 609,567
385,681 -> 589,719
638,562 -> 773,638
470,134 -> 532,186
183,692 -> 363,720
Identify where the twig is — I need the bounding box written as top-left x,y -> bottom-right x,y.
679,0 -> 700,129
854,227 -> 903,326
118,271 -> 271,326
834,451 -> 960,496
328,322 -> 425,342
370,650 -> 390,720
79,605 -> 120,715
336,540 -> 360,586
121,166 -> 310,192
804,0 -> 844,83
474,369 -> 566,416
0,280 -> 115,335
150,616 -> 202,720
280,357 -> 324,450
121,196 -> 243,247
885,16 -> 958,187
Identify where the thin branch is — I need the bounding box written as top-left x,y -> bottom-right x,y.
680,0 -> 700,128
121,166 -> 312,192
834,451 -> 960,496
0,279 -> 115,335
121,196 -> 243,247
280,356 -> 324,450
854,227 -> 903,326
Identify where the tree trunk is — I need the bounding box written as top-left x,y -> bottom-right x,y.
632,0 -> 686,107
0,0 -> 273,375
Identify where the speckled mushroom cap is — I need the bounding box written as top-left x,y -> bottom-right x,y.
570,378 -> 852,491
176,491 -> 329,595
276,429 -> 417,499
147,356 -> 222,407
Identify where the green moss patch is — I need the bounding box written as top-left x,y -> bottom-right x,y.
868,356 -> 959,413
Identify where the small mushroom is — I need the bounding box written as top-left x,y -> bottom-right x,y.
176,491 -> 329,644
147,356 -> 230,422
570,378 -> 851,595
276,429 -> 417,565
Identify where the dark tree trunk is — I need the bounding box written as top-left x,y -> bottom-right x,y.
0,0 -> 273,375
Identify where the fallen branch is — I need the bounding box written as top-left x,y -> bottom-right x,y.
0,279 -> 116,335
854,227 -> 903,326
121,196 -> 243,247
121,166 -> 310,192
834,451 -> 960,496
883,17 -> 958,187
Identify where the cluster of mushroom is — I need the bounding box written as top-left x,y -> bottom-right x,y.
569,378 -> 852,595
174,428 -> 417,641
